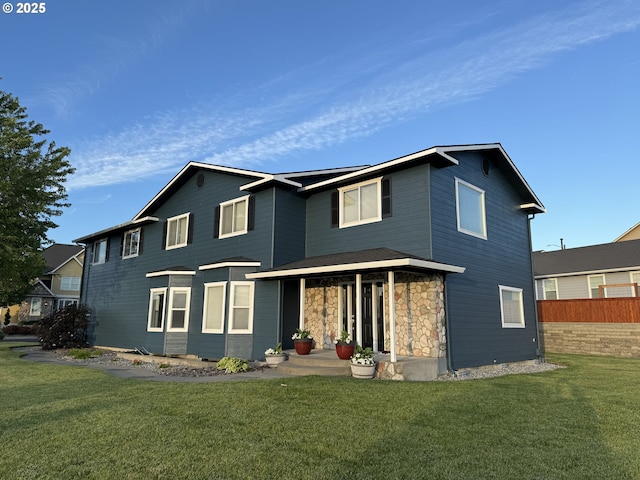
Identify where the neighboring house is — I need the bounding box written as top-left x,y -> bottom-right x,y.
15,244 -> 85,323
615,222 -> 640,242
533,239 -> 640,300
75,143 -> 544,375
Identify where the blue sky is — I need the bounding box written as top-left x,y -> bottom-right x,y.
2,0 -> 639,251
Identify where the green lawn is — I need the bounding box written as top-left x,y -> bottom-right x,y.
1,343 -> 639,480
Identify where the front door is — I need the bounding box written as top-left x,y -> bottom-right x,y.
341,281 -> 384,352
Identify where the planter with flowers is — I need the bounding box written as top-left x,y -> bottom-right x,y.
350,345 -> 376,379
292,328 -> 313,355
264,343 -> 287,367
333,329 -> 355,360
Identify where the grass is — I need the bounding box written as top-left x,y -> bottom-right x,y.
1,343 -> 640,480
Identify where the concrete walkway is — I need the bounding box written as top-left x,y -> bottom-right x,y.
4,338 -> 292,383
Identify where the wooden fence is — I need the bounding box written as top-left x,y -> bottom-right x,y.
537,298 -> 640,323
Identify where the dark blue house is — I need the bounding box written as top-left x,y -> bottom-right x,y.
75,143 -> 545,379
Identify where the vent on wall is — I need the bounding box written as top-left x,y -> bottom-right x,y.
196,173 -> 205,188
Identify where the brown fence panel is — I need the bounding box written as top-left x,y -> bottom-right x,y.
537,298 -> 640,323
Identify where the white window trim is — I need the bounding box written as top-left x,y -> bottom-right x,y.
165,213 -> 190,250
499,285 -> 525,328
92,239 -> 108,264
147,287 -> 167,332
60,276 -> 81,291
30,298 -> 42,316
338,177 -> 382,228
228,281 -> 254,334
202,282 -> 227,334
588,274 -> 606,299
219,195 -> 250,239
167,287 -> 191,332
455,178 -> 487,240
631,272 -> 640,297
122,228 -> 141,259
543,278 -> 558,300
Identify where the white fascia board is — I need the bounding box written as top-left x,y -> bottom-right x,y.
535,266 -> 640,280
520,203 -> 546,214
145,270 -> 197,278
613,221 -> 640,242
246,258 -> 465,279
298,147 -> 451,193
73,217 -> 159,244
240,175 -> 302,190
133,162 -> 270,220
199,261 -> 261,271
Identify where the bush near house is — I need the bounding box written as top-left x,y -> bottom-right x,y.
37,304 -> 90,350
1,324 -> 35,336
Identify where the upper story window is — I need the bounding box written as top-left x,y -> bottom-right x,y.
338,177 -> 382,228
60,276 -> 81,291
589,275 -> 605,298
499,285 -> 525,328
455,178 -> 486,240
92,239 -> 108,264
122,228 -> 141,258
543,278 -> 558,300
219,196 -> 249,239
165,213 -> 190,250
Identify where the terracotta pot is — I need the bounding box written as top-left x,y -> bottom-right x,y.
335,343 -> 355,360
294,339 -> 313,355
350,363 -> 376,379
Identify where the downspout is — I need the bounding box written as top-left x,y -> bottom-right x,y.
528,213 -> 543,360
443,273 -> 455,374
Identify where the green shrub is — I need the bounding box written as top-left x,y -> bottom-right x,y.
37,304 -> 90,350
216,357 -> 248,374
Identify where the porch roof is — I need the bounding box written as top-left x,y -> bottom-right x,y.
245,248 -> 465,279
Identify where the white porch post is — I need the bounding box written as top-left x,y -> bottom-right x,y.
299,278 -> 305,330
388,271 -> 397,362
355,274 -> 362,345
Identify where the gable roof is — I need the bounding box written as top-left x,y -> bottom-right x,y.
614,221 -> 640,242
298,143 -> 545,213
42,244 -> 84,273
532,239 -> 640,278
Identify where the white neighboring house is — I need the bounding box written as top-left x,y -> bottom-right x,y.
532,239 -> 640,300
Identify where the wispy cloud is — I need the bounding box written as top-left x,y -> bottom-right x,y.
68,0 -> 640,190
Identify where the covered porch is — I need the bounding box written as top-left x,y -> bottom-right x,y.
247,248 -> 465,380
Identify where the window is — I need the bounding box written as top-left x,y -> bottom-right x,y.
543,278 -> 558,300
589,275 -> 605,298
228,282 -> 254,333
60,276 -> 81,291
30,298 -> 42,316
219,196 -> 249,238
499,285 -> 525,328
632,272 -> 640,297
456,178 -> 486,239
167,287 -> 191,332
202,282 -> 227,333
92,239 -> 108,264
147,288 -> 167,332
165,214 -> 190,249
123,228 -> 141,258
57,299 -> 78,309
339,177 -> 382,228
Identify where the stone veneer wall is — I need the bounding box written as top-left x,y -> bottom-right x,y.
303,273 -> 446,359
540,322 -> 640,358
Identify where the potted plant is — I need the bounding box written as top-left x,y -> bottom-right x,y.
292,328 -> 313,355
333,329 -> 355,360
350,345 -> 376,379
264,342 -> 287,367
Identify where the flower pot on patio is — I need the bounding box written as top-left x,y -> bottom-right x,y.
265,354 -> 287,367
350,363 -> 376,379
335,343 -> 355,360
294,339 -> 313,355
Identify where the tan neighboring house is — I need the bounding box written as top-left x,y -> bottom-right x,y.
615,221 -> 640,242
1,244 -> 85,324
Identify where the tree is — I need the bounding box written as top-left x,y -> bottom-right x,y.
0,87 -> 74,307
